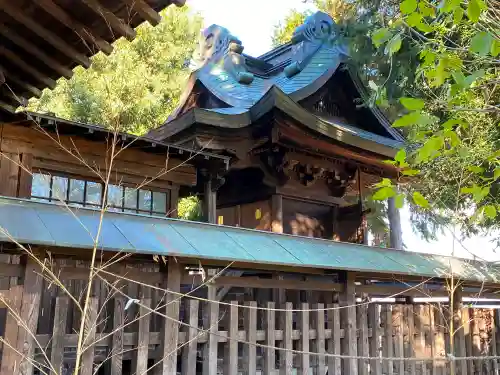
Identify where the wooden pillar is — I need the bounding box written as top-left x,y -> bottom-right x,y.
169,184 -> 180,218
136,284 -> 152,375
204,176 -> 217,224
163,260 -> 182,374
341,271 -> 358,375
15,258 -> 43,375
1,285 -> 23,374
388,196 -> 403,249
17,153 -> 33,198
271,194 -> 283,233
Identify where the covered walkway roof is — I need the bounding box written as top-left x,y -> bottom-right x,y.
0,196 -> 498,284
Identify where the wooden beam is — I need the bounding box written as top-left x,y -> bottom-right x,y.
82,0 -> 137,41
0,100 -> 17,114
120,0 -> 162,26
0,47 -> 57,89
0,22 -> 73,79
0,65 -> 43,98
0,0 -> 91,68
33,0 -> 113,55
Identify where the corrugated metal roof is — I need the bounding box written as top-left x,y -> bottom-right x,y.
0,197 -> 498,283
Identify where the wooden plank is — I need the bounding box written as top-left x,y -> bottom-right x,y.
368,304 -> 381,375
81,296 -> 99,375
82,0 -> 137,40
0,152 -> 20,197
224,301 -> 238,374
382,304 -> 394,375
436,305 -> 446,375
280,302 -> 293,375
299,303 -> 310,374
33,0 -> 113,54
357,303 -> 369,375
169,185 -> 180,218
454,303 -> 467,375
214,275 -> 343,292
163,260 -> 182,375
0,22 -> 73,78
264,301 -> 276,375
111,297 -> 125,375
462,308 -> 474,375
429,305 -> 438,375
0,65 -> 42,97
16,259 -> 43,375
17,153 -> 33,198
312,303 -> 326,375
341,272 -> 357,375
0,285 -> 23,374
136,285 -> 152,375
406,304 -> 416,375
0,0 -> 91,68
202,283 -> 218,375
327,303 -> 341,375
0,46 -> 56,88
393,305 -> 404,375
182,299 -> 199,375
493,309 -> 500,375
51,295 -> 69,374
242,301 -> 257,375
120,0 -> 162,26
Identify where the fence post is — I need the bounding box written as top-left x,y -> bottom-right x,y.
163,259 -> 181,374
341,271 -> 358,375
15,258 -> 43,375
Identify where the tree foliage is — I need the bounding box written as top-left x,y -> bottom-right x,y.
29,6 -> 203,135
274,0 -> 500,240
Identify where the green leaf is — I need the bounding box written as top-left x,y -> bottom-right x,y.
484,205 -> 497,219
467,166 -> 484,174
442,118 -> 467,131
395,148 -> 406,164
401,169 -> 420,176
474,185 -> 490,202
393,111 -> 439,128
374,178 -> 394,188
464,69 -> 485,87
441,0 -> 461,13
491,39 -> 500,57
372,186 -> 396,200
400,97 -> 425,110
384,34 -> 402,56
494,167 -> 500,180
470,32 -> 494,56
415,22 -> 433,33
400,0 -> 418,14
413,192 -> 429,208
467,0 -> 485,22
407,12 -> 423,27
372,28 -> 392,47
395,193 -> 405,209
419,2 -> 435,16
453,7 -> 464,23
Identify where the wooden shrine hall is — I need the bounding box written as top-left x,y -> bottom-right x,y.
0,8 -> 500,375
149,11 -> 405,243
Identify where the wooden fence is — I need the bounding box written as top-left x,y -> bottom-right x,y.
0,256 -> 499,375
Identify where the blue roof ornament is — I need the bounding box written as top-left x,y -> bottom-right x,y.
285,11 -> 348,78
190,24 -> 254,84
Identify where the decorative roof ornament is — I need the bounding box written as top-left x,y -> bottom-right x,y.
190,24 -> 254,85
284,11 -> 346,78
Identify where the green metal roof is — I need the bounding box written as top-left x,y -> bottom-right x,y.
0,196 -> 498,283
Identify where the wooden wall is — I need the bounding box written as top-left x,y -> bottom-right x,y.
0,122 -> 197,213
0,255 -> 497,375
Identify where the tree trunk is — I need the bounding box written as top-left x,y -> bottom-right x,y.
388,197 -> 403,249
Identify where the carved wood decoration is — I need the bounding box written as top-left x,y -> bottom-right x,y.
256,147 -> 358,198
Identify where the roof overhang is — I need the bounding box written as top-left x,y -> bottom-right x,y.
151,86 -> 404,161
0,196 -> 498,284
0,0 -> 183,118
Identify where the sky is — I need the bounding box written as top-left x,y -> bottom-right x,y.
186,0 -> 499,261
